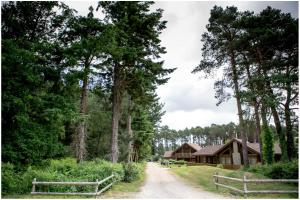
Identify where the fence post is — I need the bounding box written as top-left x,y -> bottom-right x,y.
243,174 -> 247,198
94,179 -> 99,198
32,178 -> 36,193
215,172 -> 219,190
112,173 -> 115,183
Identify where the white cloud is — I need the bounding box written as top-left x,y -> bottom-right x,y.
161,109 -> 238,130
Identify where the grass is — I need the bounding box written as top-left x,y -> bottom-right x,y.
170,165 -> 298,199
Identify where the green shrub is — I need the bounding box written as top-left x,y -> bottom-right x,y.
1,158 -> 126,195
160,159 -> 169,166
152,154 -> 160,162
261,125 -> 274,164
122,162 -> 141,182
168,159 -> 176,164
265,160 -> 298,179
246,160 -> 298,179
48,157 -> 77,175
173,160 -> 186,165
1,163 -> 20,195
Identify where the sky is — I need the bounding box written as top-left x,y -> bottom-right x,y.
66,1 -> 299,131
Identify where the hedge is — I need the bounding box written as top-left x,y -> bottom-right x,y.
246,160 -> 298,179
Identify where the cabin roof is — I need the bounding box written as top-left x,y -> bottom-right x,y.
192,138 -> 282,156
247,142 -> 282,154
187,143 -> 202,151
192,145 -> 224,156
172,142 -> 201,154
233,138 -> 281,154
163,151 -> 173,158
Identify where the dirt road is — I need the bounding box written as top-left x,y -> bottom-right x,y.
135,162 -> 226,199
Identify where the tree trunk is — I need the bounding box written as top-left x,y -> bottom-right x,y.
111,64 -> 121,163
253,102 -> 264,163
76,123 -> 86,163
257,48 -> 288,162
265,74 -> 288,161
126,95 -> 133,163
127,113 -> 133,162
230,49 -> 249,167
253,103 -> 260,143
284,66 -> 295,160
244,59 -> 263,163
285,102 -> 294,161
76,63 -> 89,163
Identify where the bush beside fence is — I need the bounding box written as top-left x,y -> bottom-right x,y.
1,158 -> 143,196
245,160 -> 298,179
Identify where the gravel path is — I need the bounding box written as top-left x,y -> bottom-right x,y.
135,162 -> 227,199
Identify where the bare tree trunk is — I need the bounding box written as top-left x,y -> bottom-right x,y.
285,102 -> 294,161
126,95 -> 133,163
261,104 -> 268,132
76,123 -> 86,163
253,102 -> 264,163
127,113 -> 133,162
111,65 -> 121,163
285,66 -> 295,160
253,103 -> 261,143
76,63 -> 89,163
265,74 -> 288,162
230,49 -> 249,167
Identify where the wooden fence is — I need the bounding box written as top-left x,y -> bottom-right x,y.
213,172 -> 298,197
31,174 -> 115,197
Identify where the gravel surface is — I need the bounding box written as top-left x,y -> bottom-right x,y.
135,162 -> 227,199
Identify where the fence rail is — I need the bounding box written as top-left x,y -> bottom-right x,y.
213,172 -> 298,197
31,174 -> 115,197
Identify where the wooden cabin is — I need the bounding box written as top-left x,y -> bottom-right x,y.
192,138 -> 282,165
163,143 -> 201,162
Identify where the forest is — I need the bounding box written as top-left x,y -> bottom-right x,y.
2,1 -> 174,168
